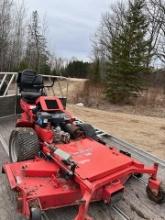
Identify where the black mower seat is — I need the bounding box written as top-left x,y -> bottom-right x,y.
21,91 -> 42,102
17,70 -> 44,103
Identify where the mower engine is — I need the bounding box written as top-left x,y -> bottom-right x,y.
36,111 -> 72,144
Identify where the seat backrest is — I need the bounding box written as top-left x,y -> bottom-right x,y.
18,70 -> 43,92
17,70 -> 44,103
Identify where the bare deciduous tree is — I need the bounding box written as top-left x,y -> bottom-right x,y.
0,1 -> 51,73
0,0 -> 13,71
50,55 -> 65,75
9,0 -> 26,70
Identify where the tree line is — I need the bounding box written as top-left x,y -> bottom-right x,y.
2,0 -> 165,103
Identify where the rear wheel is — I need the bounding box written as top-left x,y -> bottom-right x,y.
78,123 -> 97,139
9,127 -> 40,162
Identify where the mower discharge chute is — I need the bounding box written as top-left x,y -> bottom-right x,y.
2,70 -> 165,220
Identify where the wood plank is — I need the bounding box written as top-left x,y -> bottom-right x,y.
116,178 -> 165,220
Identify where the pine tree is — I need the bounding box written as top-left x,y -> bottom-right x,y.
25,11 -> 49,73
106,0 -> 150,103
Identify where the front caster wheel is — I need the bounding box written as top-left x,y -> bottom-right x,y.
31,207 -> 42,220
146,183 -> 165,204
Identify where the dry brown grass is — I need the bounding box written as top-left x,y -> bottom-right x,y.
45,78 -> 87,101
72,81 -> 105,107
135,87 -> 165,107
68,82 -> 165,118
45,78 -> 165,118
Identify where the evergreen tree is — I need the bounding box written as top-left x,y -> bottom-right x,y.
24,11 -> 49,73
106,0 -> 150,103
64,60 -> 90,78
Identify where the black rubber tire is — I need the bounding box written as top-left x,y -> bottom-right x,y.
146,183 -> 165,204
133,173 -> 143,178
78,123 -> 97,139
9,127 -> 40,162
31,208 -> 42,220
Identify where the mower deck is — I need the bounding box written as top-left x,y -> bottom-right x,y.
3,136 -> 162,220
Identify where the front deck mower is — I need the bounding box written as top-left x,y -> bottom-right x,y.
2,70 -> 165,220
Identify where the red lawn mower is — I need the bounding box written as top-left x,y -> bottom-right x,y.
2,70 -> 165,220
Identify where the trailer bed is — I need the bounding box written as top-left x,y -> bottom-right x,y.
0,116 -> 165,220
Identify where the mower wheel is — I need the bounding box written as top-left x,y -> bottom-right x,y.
9,127 -> 40,162
146,183 -> 165,204
78,123 -> 97,139
133,173 -> 143,178
31,207 -> 41,220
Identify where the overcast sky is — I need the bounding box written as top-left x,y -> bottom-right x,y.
24,0 -> 112,61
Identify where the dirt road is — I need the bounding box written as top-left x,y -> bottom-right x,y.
68,104 -> 165,160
